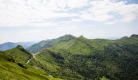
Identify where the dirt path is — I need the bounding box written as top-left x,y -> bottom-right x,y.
27,58 -> 32,64
33,52 -> 39,57
27,52 -> 40,64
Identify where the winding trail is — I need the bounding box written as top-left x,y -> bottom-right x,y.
27,52 -> 39,64
27,58 -> 31,64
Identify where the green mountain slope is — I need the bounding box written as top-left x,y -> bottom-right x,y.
0,44 -> 63,80
29,48 -> 86,80
0,51 -> 62,80
3,45 -> 33,63
29,34 -> 138,80
27,34 -> 77,53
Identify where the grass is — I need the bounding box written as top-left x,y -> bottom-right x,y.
28,35 -> 138,80
100,76 -> 109,80
0,51 -> 62,80
3,45 -> 33,63
27,34 -> 77,53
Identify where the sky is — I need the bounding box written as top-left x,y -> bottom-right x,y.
0,0 -> 138,43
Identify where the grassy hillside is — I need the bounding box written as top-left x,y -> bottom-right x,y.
0,51 -> 62,80
3,45 -> 33,63
29,48 -> 86,80
27,34 -> 77,53
29,34 -> 138,80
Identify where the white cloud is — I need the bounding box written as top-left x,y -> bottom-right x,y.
0,0 -> 138,27
54,26 -> 78,32
59,21 -> 71,26
17,29 -> 44,34
71,19 -> 82,22
27,22 -> 59,27
0,0 -> 80,27
66,0 -> 90,9
87,25 -> 94,27
80,13 -> 113,22
80,0 -> 138,23
104,21 -> 117,24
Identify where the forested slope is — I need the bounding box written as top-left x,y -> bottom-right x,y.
3,45 -> 33,63
29,34 -> 138,80
27,34 -> 77,53
0,49 -> 62,80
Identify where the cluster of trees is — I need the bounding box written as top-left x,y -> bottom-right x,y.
29,35 -> 138,80
51,43 -> 138,80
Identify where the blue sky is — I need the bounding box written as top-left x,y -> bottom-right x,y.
0,0 -> 138,43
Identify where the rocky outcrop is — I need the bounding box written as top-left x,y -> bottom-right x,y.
8,59 -> 16,63
18,62 -> 27,69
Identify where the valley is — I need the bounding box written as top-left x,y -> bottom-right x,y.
27,52 -> 39,64
1,34 -> 138,80
1,0 -> 138,80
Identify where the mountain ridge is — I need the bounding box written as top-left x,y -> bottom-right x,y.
3,45 -> 33,63
27,34 -> 77,53
0,49 -> 62,80
1,34 -> 138,80
29,34 -> 138,80
0,42 -> 35,51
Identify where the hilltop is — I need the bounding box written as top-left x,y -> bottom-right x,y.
27,34 -> 77,53
28,34 -> 138,80
0,46 -> 62,80
3,45 -> 33,63
1,34 -> 138,80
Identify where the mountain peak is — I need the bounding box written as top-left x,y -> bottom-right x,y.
16,45 -> 24,49
27,34 -> 77,53
130,34 -> 138,37
59,34 -> 76,38
120,36 -> 128,39
78,35 -> 86,39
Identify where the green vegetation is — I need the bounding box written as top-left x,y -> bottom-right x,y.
3,45 -> 33,63
27,34 -> 77,53
1,34 -> 138,80
0,46 -> 61,80
29,34 -> 138,80
100,76 -> 109,80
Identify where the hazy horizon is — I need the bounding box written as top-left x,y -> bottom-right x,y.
0,0 -> 138,43
0,33 -> 131,44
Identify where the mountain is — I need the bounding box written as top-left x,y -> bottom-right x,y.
17,42 -> 36,48
3,45 -> 33,63
1,34 -> 138,80
29,34 -> 138,80
27,34 -> 77,53
0,42 -> 35,51
0,46 -> 61,80
130,34 -> 138,37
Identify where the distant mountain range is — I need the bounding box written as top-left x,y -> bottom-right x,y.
1,34 -> 138,80
0,42 -> 35,51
